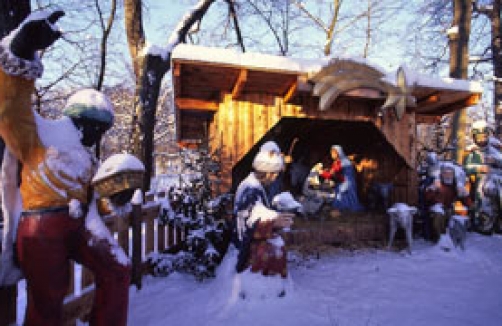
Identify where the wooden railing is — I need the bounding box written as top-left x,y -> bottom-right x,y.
0,194 -> 183,326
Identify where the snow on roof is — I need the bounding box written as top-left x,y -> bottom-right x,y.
92,153 -> 145,183
397,66 -> 483,93
172,43 -> 329,74
172,44 -> 482,94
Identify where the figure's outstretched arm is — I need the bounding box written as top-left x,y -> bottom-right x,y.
0,10 -> 64,162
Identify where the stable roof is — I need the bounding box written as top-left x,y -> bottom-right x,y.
171,44 -> 482,121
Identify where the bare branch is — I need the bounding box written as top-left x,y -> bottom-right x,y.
363,0 -> 371,58
324,0 -> 342,55
290,0 -> 328,32
246,0 -> 287,55
95,0 -> 117,90
226,0 -> 246,52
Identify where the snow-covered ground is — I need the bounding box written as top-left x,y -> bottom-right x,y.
14,233 -> 502,325
128,233 -> 502,326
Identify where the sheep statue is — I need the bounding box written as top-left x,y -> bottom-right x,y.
387,203 -> 418,254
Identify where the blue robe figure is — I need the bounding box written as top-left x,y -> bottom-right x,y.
229,141 -> 294,299
327,145 -> 364,212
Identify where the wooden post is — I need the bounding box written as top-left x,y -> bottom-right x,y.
0,285 -> 17,326
168,224 -> 175,247
157,222 -> 166,252
144,215 -> 155,256
176,226 -> 183,244
131,201 -> 142,290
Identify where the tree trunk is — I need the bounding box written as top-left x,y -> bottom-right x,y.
449,0 -> 471,164
124,0 -> 217,191
491,0 -> 502,137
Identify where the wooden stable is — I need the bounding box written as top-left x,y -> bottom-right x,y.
172,44 -> 482,209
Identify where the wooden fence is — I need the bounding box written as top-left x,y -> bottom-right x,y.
0,194 -> 182,326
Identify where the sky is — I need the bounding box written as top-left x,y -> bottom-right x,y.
142,0 -> 414,68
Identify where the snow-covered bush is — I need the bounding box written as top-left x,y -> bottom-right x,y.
146,146 -> 233,281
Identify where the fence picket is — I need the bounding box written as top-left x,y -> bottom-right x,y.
158,222 -> 166,252
168,224 -> 175,247
144,214 -> 155,256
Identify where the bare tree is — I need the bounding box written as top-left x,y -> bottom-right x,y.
30,1 -> 126,110
448,0 -> 472,163
101,83 -> 136,158
292,0 -> 343,56
412,1 -> 477,162
95,0 -> 118,91
124,0 -> 233,190
236,0 -> 298,55
473,0 -> 502,136
290,0 -> 402,58
408,2 -> 449,73
363,0 -> 372,58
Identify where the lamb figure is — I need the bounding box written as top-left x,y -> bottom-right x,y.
272,191 -> 303,214
387,203 -> 417,254
448,215 -> 469,251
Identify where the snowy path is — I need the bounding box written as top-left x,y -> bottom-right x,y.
127,233 -> 502,326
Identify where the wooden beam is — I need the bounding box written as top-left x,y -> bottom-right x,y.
416,115 -> 442,124
173,63 -> 182,98
465,93 -> 481,106
232,69 -> 248,99
344,87 -> 383,99
297,75 -> 312,92
173,62 -> 181,77
417,93 -> 440,105
416,93 -> 482,116
176,98 -> 219,111
283,81 -> 298,103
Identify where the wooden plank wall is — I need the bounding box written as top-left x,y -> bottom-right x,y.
209,93 -> 299,192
